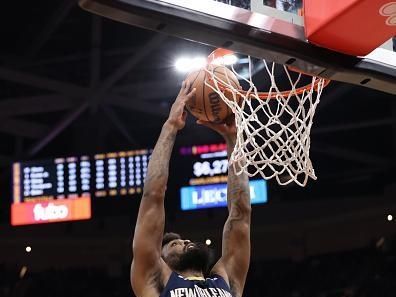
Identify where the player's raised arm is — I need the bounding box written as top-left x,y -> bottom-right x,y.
197,117 -> 251,297
130,81 -> 196,296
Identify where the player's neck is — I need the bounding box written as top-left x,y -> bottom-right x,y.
176,269 -> 205,280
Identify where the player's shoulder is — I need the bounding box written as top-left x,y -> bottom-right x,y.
131,259 -> 172,297
210,260 -> 230,285
210,264 -> 243,297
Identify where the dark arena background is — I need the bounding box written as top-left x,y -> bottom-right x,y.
1,1 -> 396,297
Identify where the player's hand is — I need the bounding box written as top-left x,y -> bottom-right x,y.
166,80 -> 196,130
197,115 -> 237,142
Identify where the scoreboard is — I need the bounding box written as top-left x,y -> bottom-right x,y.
93,151 -> 149,197
10,142 -> 267,225
13,149 -> 151,202
11,149 -> 151,226
178,143 -> 267,210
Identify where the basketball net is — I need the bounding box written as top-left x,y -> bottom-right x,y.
205,48 -> 330,187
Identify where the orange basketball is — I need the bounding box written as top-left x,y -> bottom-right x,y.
185,66 -> 240,124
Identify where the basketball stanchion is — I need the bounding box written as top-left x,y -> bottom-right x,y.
203,48 -> 331,187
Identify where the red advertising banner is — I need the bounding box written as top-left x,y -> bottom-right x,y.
11,197 -> 91,226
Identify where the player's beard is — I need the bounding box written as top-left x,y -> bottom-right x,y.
173,242 -> 213,274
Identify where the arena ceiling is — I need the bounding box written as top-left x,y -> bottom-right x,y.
0,0 -> 395,202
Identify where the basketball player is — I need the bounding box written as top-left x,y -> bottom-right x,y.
130,80 -> 251,297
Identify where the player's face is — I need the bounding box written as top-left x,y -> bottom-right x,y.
163,239 -> 193,258
162,239 -> 211,273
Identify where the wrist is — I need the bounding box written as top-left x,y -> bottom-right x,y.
163,120 -> 180,132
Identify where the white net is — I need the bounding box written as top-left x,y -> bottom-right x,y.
205,49 -> 328,187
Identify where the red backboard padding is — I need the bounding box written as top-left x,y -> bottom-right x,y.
304,0 -> 396,56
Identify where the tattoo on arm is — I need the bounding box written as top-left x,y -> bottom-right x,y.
220,137 -> 251,295
132,123 -> 178,276
143,123 -> 178,197
225,138 -> 251,226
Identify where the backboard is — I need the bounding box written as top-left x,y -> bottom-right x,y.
79,0 -> 395,95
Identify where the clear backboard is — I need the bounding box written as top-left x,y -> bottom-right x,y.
79,0 -> 396,95
79,0 -> 395,186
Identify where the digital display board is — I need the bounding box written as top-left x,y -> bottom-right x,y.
11,149 -> 151,226
181,180 -> 267,210
93,151 -> 149,197
178,143 -> 267,210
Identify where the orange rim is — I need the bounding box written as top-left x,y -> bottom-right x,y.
207,48 -> 331,99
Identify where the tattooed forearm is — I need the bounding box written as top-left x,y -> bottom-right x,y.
220,136 -> 251,295
208,128 -> 251,297
225,137 -> 251,224
143,122 -> 178,199
224,204 -> 246,235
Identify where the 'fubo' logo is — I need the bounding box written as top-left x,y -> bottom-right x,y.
33,203 -> 69,221
380,2 -> 396,26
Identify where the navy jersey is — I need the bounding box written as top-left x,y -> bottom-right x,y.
159,272 -> 233,297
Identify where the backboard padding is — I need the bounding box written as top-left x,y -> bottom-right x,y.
79,0 -> 396,95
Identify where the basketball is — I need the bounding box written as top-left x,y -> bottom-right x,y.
185,66 -> 240,124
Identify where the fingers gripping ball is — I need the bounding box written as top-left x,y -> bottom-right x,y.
185,66 -> 240,124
